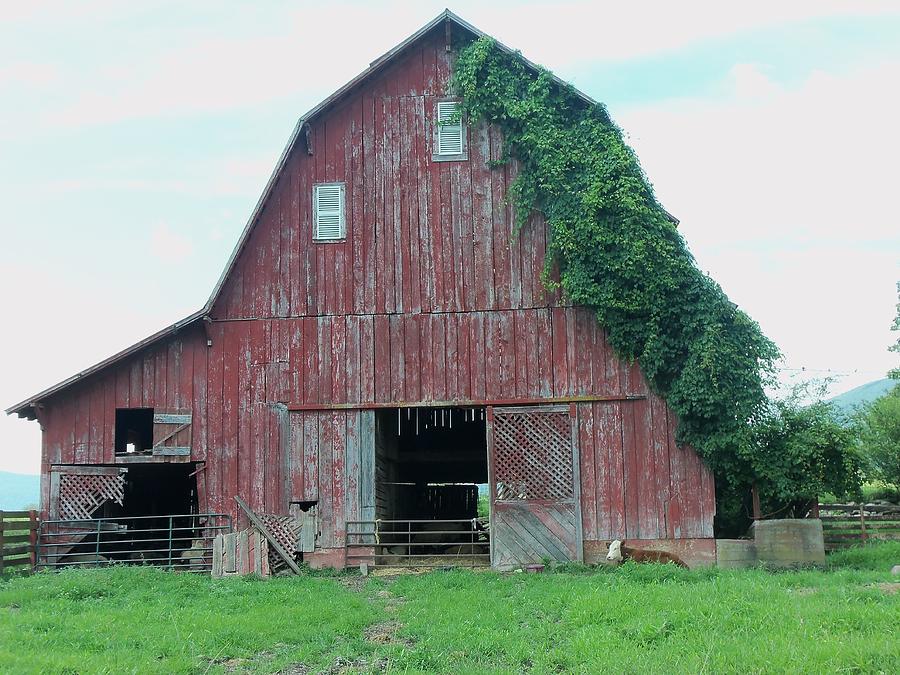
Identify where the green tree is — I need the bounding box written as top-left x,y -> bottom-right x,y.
855,384 -> 900,487
752,396 -> 861,507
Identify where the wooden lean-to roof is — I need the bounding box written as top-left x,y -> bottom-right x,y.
6,9 -> 672,420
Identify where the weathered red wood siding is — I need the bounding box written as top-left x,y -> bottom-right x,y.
33,25 -> 715,553
209,31 -> 560,322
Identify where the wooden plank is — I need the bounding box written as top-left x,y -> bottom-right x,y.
212,534 -> 223,577
298,508 -> 317,553
472,121 -> 494,310
439,161 -> 455,310
389,316 -> 405,403
0,556 -> 31,569
224,532 -> 236,574
359,410 -> 376,517
239,528 -> 250,575
0,510 -> 36,519
49,465 -> 126,476
455,313 -> 472,400
633,397 -> 657,538
0,534 -> 35,544
445,313 -> 459,397
431,313 -> 447,401
235,496 -> 302,575
622,401 -> 640,539
399,96 -> 417,314
153,413 -> 192,425
331,411 -> 347,547
578,403 -> 597,541
345,410 -> 361,534
151,447 -> 190,457
404,315 -> 421,403
413,95 -> 432,312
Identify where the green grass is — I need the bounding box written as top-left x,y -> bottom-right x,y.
2,543 -> 899,674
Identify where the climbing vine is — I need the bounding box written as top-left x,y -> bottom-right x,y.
453,38 -> 781,485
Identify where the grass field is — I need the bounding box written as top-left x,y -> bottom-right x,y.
1,543 -> 898,674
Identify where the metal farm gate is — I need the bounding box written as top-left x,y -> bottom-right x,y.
488,405 -> 582,568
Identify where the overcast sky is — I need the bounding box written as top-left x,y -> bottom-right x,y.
2,1 -> 898,474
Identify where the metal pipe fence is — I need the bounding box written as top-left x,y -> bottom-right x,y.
37,513 -> 232,572
346,518 -> 490,568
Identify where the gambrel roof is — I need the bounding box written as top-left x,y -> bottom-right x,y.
6,9 -> 671,419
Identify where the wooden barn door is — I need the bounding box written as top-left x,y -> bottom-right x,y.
488,405 -> 582,569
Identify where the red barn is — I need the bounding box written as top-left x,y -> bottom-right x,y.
6,11 -> 715,569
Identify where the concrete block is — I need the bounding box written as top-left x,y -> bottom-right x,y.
716,539 -> 757,569
752,519 -> 825,566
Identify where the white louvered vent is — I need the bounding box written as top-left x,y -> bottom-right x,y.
314,183 -> 345,240
436,101 -> 464,156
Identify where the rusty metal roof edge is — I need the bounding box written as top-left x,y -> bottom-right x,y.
5,309 -> 206,417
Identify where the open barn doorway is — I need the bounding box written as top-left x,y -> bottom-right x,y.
372,406 -> 490,566
40,463 -> 211,569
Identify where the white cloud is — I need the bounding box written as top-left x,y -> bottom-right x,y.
617,58 -> 900,396
0,61 -> 59,88
728,63 -> 781,100
463,0 -> 900,67
150,222 -> 193,263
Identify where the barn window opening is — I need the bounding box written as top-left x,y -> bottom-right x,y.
313,182 -> 345,240
115,408 -> 154,454
373,406 -> 489,564
433,100 -> 468,161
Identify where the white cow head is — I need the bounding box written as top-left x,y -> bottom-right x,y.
606,539 -> 624,563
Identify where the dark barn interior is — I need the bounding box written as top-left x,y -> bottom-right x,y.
374,406 -> 487,521
114,408 -> 154,454
101,463 -> 198,519
372,406 -> 490,562
86,463 -> 201,562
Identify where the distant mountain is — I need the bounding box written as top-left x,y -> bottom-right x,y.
0,471 -> 40,510
828,379 -> 898,417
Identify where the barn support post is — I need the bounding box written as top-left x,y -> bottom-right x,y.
485,406 -> 495,567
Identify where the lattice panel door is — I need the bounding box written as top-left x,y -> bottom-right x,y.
493,408 -> 574,501
57,472 -> 126,520
258,513 -> 302,574
489,405 -> 581,569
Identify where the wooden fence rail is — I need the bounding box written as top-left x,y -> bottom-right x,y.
1,510 -> 39,575
818,503 -> 900,550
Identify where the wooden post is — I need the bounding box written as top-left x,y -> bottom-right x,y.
859,506 -> 867,544
751,483 -> 761,521
809,499 -> 819,519
1,510 -> 5,576
29,510 -> 38,570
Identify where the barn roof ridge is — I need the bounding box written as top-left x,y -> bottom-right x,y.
4,10 -> 614,419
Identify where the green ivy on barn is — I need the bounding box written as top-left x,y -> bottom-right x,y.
453,38 -> 781,486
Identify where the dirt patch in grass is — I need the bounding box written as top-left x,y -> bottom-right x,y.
336,575 -> 367,592
364,620 -> 401,644
321,655 -> 388,674
874,582 -> 900,595
364,619 -> 414,647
